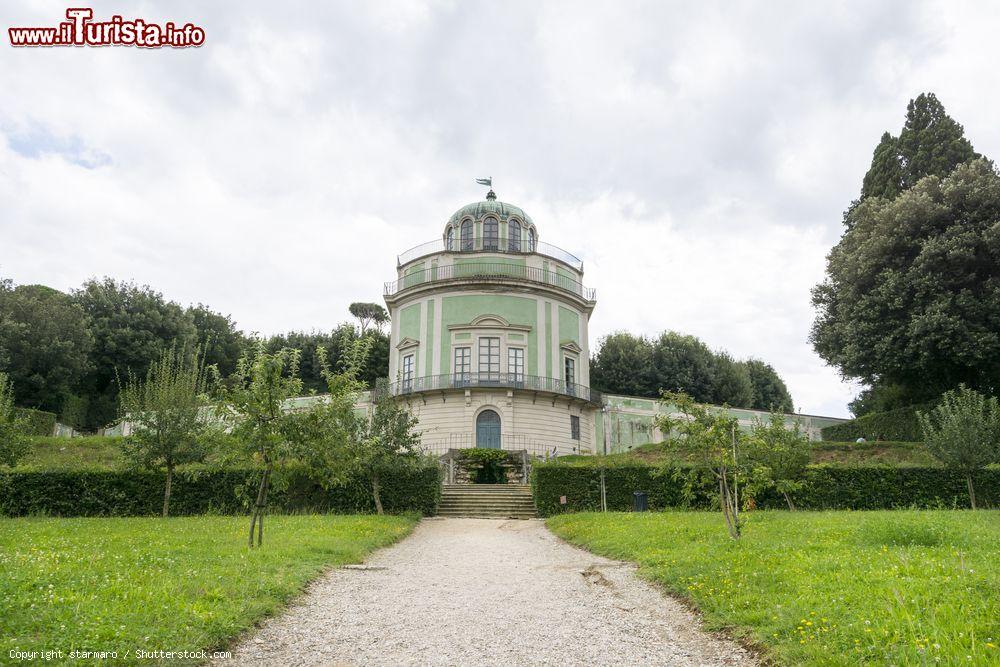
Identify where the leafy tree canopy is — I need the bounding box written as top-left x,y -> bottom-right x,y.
73,277 -> 197,429
591,331 -> 794,411
812,158 -> 1000,403
743,359 -> 794,413
0,282 -> 93,415
188,304 -> 247,378
349,302 -> 389,334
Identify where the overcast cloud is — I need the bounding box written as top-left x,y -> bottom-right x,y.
3,0 -> 999,417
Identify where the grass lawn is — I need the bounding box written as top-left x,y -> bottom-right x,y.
0,514 -> 416,664
19,436 -> 124,470
548,510 -> 999,666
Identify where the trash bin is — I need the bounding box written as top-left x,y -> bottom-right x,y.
633,491 -> 648,512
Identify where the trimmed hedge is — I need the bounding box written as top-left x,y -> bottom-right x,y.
0,464 -> 442,517
531,461 -> 1000,516
820,404 -> 930,442
13,408 -> 57,436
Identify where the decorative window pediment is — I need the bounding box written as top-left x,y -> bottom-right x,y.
448,314 -> 532,333
396,337 -> 420,351
560,340 -> 583,354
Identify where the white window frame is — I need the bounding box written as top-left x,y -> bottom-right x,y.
454,346 -> 471,384
402,354 -> 415,391
479,336 -> 500,377
508,347 -> 524,382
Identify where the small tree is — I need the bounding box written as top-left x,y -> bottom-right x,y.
746,413 -> 811,511
0,372 -> 29,468
656,391 -> 746,539
118,346 -> 213,516
349,302 -> 389,335
224,342 -> 360,547
917,385 -> 1000,510
351,379 -> 421,514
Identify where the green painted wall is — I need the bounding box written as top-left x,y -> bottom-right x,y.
558,306 -> 580,345
424,299 -> 435,375
544,302 -> 553,378
439,294 -> 538,376
399,303 -> 421,342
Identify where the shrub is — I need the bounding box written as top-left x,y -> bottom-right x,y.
531,459 -> 999,516
821,404 -> 930,442
0,462 -> 441,517
12,407 -> 56,437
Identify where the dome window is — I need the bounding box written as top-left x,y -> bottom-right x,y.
527,228 -> 536,252
446,226 -> 455,251
460,219 -> 473,251
508,220 -> 522,252
484,217 -> 499,250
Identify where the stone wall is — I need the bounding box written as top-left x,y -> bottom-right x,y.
439,449 -> 531,485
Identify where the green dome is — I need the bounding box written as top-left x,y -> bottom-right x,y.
447,198 -> 534,228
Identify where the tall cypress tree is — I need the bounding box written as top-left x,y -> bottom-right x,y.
898,93 -> 977,188
859,93 -> 977,201
860,132 -> 905,200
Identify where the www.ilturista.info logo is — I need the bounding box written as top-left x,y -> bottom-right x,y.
8,8 -> 205,48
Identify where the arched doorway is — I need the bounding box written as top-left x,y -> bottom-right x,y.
476,409 -> 501,449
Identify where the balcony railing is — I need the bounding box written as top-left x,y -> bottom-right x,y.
384,262 -> 596,301
397,237 -> 584,271
384,372 -> 603,406
419,433 -> 590,458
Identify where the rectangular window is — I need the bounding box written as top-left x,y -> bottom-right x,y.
508,347 -> 524,382
564,356 -> 576,396
570,415 -> 580,440
564,356 -> 576,385
479,337 -> 500,378
402,354 -> 414,391
454,347 -> 471,385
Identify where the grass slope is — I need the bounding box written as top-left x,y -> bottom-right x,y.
548,510 -> 999,666
19,436 -> 124,470
0,514 -> 416,664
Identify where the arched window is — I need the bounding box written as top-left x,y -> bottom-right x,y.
527,228 -> 536,252
460,220 -> 473,251
483,217 -> 499,250
476,409 -> 501,449
446,226 -> 455,251
508,220 -> 522,252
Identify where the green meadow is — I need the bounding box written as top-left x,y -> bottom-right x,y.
548,510 -> 1000,666
0,514 -> 416,665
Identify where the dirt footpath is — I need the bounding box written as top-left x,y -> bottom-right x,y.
216,518 -> 756,666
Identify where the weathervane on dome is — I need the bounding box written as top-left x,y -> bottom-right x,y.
476,176 -> 497,200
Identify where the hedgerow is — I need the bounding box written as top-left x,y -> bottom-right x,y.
531,460 -> 1000,516
12,408 -> 57,436
820,404 -> 930,441
0,463 -> 441,517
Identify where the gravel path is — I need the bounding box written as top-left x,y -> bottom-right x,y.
216,518 -> 756,666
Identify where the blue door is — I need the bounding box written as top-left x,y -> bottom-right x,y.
476,410 -> 501,449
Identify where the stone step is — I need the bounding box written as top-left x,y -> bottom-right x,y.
441,490 -> 533,496
438,516 -> 537,520
441,484 -> 531,495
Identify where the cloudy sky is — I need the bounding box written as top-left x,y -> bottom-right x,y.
2,1 -> 999,417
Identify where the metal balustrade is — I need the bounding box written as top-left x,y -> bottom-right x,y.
417,433 -> 589,458
384,261 -> 596,300
383,372 -> 603,406
396,237 -> 584,271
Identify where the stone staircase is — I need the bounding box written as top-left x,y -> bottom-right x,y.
438,484 -> 537,519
